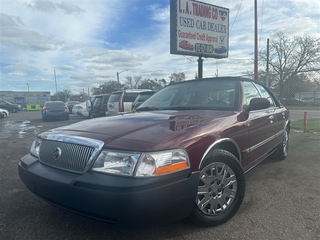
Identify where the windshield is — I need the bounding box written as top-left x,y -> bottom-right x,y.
138,80 -> 238,111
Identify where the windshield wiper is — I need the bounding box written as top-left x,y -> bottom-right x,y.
135,106 -> 160,112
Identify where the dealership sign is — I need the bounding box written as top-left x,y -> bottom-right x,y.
170,0 -> 229,58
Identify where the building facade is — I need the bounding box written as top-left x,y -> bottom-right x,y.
0,91 -> 50,108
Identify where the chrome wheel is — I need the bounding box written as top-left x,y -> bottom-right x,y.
282,129 -> 289,157
189,150 -> 245,226
196,162 -> 237,216
271,127 -> 289,160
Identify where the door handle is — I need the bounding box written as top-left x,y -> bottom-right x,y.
269,115 -> 274,123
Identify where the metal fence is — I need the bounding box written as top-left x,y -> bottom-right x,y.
243,70 -> 320,133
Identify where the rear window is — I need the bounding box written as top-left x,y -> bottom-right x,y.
45,102 -> 65,107
123,92 -> 140,102
94,97 -> 102,105
103,95 -> 110,103
109,93 -> 121,102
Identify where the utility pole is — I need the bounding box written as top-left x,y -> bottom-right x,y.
117,70 -> 128,86
197,57 -> 203,79
254,0 -> 258,81
266,39 -> 270,87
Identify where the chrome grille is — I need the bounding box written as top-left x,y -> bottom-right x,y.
39,140 -> 96,173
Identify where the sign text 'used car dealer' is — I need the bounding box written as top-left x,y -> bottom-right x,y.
170,0 -> 229,58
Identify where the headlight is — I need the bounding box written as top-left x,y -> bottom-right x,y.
135,149 -> 189,177
92,149 -> 190,177
30,138 -> 42,157
92,150 -> 140,176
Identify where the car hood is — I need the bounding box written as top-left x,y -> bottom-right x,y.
42,110 -> 236,151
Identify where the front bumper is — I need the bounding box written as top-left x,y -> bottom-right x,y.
18,154 -> 199,228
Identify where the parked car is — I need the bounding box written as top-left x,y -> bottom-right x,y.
41,101 -> 69,121
76,102 -> 89,118
0,100 -> 21,113
66,101 -> 80,114
131,91 -> 156,111
0,108 -> 9,118
106,89 -> 151,116
87,95 -> 100,118
90,94 -> 111,118
72,103 -> 81,114
19,77 -> 290,228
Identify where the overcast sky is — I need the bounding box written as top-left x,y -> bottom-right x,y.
0,0 -> 319,94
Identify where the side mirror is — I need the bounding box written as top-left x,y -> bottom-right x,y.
245,98 -> 270,112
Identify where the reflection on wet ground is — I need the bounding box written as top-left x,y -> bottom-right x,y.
0,120 -> 42,140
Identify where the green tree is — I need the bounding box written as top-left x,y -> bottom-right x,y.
54,89 -> 72,102
95,81 -> 123,94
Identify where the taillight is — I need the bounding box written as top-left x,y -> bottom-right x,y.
99,104 -> 103,111
43,107 -> 48,112
64,106 -> 68,112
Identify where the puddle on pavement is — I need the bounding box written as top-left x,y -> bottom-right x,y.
0,120 -> 42,139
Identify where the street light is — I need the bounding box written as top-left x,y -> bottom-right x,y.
27,83 -> 29,92
116,70 -> 128,85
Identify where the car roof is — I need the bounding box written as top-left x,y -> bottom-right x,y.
44,101 -> 65,104
138,91 -> 156,95
111,89 -> 151,94
169,77 -> 253,86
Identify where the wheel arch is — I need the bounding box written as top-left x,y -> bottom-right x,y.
285,119 -> 291,134
198,138 -> 242,169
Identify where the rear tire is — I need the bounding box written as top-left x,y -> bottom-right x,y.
271,127 -> 289,160
188,149 -> 245,227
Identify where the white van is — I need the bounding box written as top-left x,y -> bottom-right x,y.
106,89 -> 151,116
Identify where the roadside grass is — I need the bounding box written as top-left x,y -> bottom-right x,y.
291,119 -> 320,133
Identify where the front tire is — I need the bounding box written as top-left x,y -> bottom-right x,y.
189,149 -> 245,227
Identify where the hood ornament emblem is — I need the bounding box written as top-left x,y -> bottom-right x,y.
53,147 -> 62,161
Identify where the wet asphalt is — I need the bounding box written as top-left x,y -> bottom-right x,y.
0,111 -> 319,240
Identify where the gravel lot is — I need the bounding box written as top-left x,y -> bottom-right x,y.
0,111 -> 319,240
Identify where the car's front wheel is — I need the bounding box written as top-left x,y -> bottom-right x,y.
189,149 -> 245,227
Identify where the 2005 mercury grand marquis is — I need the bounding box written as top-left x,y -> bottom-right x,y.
19,77 -> 290,228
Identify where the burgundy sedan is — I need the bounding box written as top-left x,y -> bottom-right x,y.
18,77 -> 290,228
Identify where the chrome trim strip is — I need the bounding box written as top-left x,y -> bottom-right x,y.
198,138 -> 242,169
243,129 -> 284,154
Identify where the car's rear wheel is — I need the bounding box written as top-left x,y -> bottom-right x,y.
271,127 -> 289,160
189,149 -> 245,227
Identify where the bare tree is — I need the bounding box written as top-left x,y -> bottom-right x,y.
169,72 -> 186,83
259,32 -> 320,99
125,76 -> 133,89
133,76 -> 142,89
